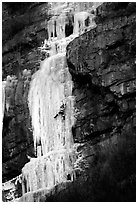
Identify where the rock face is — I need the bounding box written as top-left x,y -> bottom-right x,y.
66,2 -> 136,201
2,3 -> 49,79
2,2 -> 136,202
2,74 -> 33,182
2,3 -> 49,182
67,2 -> 136,144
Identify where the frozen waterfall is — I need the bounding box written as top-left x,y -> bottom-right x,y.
28,53 -> 75,156
22,27 -> 76,194
23,50 -> 76,193
21,4 -> 97,194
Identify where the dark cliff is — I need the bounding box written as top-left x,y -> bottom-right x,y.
66,2 -> 136,201
2,2 -> 49,183
2,2 -> 136,202
2,2 -> 49,79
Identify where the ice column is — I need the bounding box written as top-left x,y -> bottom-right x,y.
23,43 -> 75,194
2,81 -> 6,122
73,11 -> 96,34
22,6 -> 77,195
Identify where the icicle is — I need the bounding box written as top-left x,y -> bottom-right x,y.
73,11 -> 96,35
2,81 -> 6,122
56,13 -> 66,40
5,76 -> 12,112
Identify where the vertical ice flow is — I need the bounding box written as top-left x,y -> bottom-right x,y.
21,3 -> 97,194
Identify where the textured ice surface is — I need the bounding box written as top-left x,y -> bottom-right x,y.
73,11 -> 96,34
28,53 -> 75,155
2,81 -> 6,122
24,15 -> 76,193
